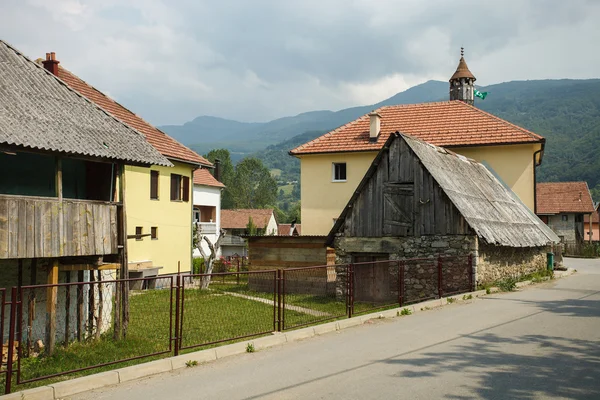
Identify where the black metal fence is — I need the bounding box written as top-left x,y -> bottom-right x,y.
1,254 -> 473,394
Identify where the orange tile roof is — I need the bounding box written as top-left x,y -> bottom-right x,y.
278,224 -> 301,236
290,101 -> 544,155
193,168 -> 225,188
55,66 -> 211,166
536,182 -> 596,214
584,208 -> 599,224
221,209 -> 274,230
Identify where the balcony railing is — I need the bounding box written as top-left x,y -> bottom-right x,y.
196,222 -> 217,235
220,235 -> 246,246
0,194 -> 119,259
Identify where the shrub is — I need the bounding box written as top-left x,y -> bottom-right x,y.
497,277 -> 518,292
400,308 -> 412,316
185,360 -> 198,367
193,258 -> 205,275
447,297 -> 456,304
246,343 -> 255,353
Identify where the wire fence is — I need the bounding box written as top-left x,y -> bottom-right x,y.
1,254 -> 474,394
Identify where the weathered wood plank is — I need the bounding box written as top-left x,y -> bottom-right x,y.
85,203 -> 95,256
413,157 -> 422,237
0,199 -> 8,258
94,204 -> 104,254
25,200 -> 35,258
8,199 -> 19,258
17,200 -> 27,258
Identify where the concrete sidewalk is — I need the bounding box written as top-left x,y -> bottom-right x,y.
63,258 -> 600,400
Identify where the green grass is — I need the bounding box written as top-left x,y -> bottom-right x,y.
270,169 -> 282,178
278,184 -> 294,195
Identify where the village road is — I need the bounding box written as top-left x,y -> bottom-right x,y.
74,258 -> 600,400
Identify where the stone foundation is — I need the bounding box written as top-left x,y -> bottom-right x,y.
476,242 -> 550,285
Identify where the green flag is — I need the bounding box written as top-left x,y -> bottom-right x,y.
474,88 -> 488,100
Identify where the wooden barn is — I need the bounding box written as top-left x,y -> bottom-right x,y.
327,132 -> 559,300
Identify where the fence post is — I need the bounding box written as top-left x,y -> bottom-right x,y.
174,275 -> 180,356
347,264 -> 353,319
398,261 -> 405,307
437,255 -> 443,299
276,269 -> 282,332
468,253 -> 474,291
5,287 -> 18,395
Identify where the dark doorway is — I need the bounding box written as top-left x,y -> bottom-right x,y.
352,254 -> 393,303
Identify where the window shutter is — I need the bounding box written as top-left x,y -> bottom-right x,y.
182,176 -> 190,202
171,174 -> 178,200
150,171 -> 159,199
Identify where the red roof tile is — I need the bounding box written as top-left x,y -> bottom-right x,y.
290,101 -> 544,155
221,209 -> 274,230
278,224 -> 301,236
55,66 -> 211,166
193,168 -> 225,188
584,207 -> 599,224
536,182 -> 596,214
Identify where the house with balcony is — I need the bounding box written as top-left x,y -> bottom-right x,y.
220,209 -> 278,257
192,168 -> 225,258
45,53 -> 214,276
0,41 -> 169,351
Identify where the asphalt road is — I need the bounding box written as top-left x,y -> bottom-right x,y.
74,258 -> 600,400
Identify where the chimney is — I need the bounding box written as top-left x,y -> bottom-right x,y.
42,52 -> 60,76
368,111 -> 381,142
214,159 -> 222,182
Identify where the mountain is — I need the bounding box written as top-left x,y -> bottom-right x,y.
159,80 -> 448,157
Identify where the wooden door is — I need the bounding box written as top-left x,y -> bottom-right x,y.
352,255 -> 393,303
383,183 -> 414,236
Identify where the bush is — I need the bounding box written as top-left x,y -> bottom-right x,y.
582,243 -> 600,258
193,258 -> 205,275
497,277 -> 518,292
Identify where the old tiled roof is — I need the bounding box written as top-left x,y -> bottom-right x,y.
584,207 -> 599,224
536,182 -> 596,214
278,224 -> 301,236
328,133 -> 559,248
290,101 -> 544,155
55,65 -> 211,167
221,209 -> 274,230
193,168 -> 225,188
450,57 -> 476,81
0,40 -> 170,166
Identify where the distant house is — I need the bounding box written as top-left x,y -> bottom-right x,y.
327,133 -> 559,301
584,204 -> 599,243
193,168 -> 225,258
45,53 -> 213,276
220,209 -> 278,257
278,223 -> 301,236
0,42 -> 169,349
536,182 -> 596,251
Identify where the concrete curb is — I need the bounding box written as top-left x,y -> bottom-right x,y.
0,286 -> 497,400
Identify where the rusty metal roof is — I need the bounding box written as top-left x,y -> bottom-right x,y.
0,40 -> 171,167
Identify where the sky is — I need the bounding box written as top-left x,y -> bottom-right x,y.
2,0 -> 600,125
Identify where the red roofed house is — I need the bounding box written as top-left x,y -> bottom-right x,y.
45,54 -> 213,275
584,204 -> 599,243
220,209 -> 278,257
290,52 -> 546,235
193,166 -> 226,257
536,182 -> 596,251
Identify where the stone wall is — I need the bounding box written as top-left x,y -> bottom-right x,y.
547,213 -> 577,245
334,235 -> 477,303
476,242 -> 550,285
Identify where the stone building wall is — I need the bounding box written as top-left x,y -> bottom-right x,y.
476,242 -> 550,285
546,213 -> 577,245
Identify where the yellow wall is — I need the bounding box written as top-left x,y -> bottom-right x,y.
126,161 -> 194,275
299,143 -> 541,235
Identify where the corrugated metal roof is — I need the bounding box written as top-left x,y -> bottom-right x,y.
403,134 -> 559,247
0,40 -> 171,167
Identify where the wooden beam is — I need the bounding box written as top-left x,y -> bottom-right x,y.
56,157 -> 64,257
59,263 -> 119,271
45,260 -> 59,355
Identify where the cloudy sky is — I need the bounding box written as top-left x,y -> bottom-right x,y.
2,0 -> 599,125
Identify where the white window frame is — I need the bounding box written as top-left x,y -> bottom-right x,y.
332,162 -> 347,182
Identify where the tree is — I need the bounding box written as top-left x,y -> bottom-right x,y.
194,223 -> 226,289
246,216 -> 258,236
230,157 -> 278,209
204,149 -> 235,209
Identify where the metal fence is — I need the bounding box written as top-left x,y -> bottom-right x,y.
1,254 -> 473,394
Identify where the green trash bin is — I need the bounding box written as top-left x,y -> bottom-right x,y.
547,252 -> 554,271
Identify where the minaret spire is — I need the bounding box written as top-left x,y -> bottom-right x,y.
449,48 -> 476,105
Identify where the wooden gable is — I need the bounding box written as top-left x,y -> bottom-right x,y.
340,136 -> 469,238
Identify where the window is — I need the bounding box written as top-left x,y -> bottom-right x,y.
135,226 -> 143,241
562,215 -> 568,222
170,174 -> 190,202
193,208 -> 200,222
150,170 -> 159,199
151,227 -> 158,240
332,163 -> 347,182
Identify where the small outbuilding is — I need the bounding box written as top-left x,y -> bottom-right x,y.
327,132 -> 559,299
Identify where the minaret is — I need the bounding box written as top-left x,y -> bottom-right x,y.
449,48 -> 476,105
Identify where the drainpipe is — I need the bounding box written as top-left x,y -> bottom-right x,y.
533,144 -> 544,215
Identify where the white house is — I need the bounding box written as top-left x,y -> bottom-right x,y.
192,168 -> 225,258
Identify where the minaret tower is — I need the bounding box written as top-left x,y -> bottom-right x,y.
449,48 -> 476,105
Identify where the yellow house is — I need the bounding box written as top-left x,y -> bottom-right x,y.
290,55 -> 545,235
54,60 -> 213,275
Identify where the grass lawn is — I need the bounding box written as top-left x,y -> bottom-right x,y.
278,184 -> 294,195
